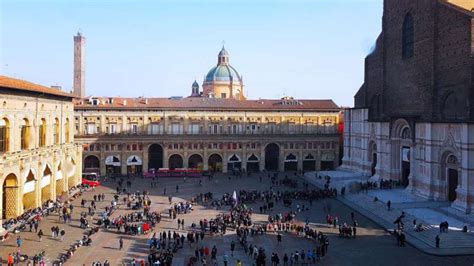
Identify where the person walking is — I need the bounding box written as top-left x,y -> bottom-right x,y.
277,233 -> 282,245
7,253 -> 14,266
16,236 -> 23,248
230,241 -> 235,257
223,254 -> 229,266
435,235 -> 440,248
176,184 -> 179,193
60,229 -> 66,241
119,237 -> 124,250
37,229 -> 44,242
387,200 -> 392,211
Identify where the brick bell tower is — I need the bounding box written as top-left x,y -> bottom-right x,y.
73,32 -> 86,98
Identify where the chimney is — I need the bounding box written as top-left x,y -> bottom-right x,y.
123,100 -> 127,106
73,32 -> 86,98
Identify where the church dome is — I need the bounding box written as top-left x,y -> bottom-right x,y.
204,46 -> 242,84
205,65 -> 242,83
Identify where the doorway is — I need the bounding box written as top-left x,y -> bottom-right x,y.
448,169 -> 458,202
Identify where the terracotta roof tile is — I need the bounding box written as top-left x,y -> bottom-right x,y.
0,75 -> 75,98
74,97 -> 340,111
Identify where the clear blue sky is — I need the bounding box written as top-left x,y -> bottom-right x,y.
0,0 -> 383,107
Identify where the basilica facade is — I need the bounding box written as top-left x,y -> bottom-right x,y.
0,76 -> 82,231
75,48 -> 342,176
341,0 -> 474,213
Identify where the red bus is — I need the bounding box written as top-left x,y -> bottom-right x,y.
82,172 -> 101,187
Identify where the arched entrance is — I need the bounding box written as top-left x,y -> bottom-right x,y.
41,165 -> 52,203
391,119 -> 412,187
369,142 -> 377,176
148,144 -> 163,170
84,155 -> 100,172
303,153 -> 316,171
208,154 -> 223,172
127,155 -> 143,176
23,170 -> 37,211
169,154 -> 183,169
2,173 -> 19,219
227,154 -> 242,172
188,154 -> 203,169
105,155 -> 121,175
284,153 -> 298,171
443,154 -> 459,202
56,162 -> 66,197
265,143 -> 280,171
246,154 -> 260,173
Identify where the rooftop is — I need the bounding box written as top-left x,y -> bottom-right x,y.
74,97 -> 340,111
0,75 -> 74,98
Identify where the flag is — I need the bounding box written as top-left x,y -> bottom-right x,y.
232,190 -> 238,205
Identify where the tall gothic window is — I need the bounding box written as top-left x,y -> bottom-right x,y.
402,13 -> 414,59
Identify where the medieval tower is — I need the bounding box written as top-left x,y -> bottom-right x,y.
73,32 -> 85,98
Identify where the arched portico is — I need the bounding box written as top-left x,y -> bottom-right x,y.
169,154 -> 184,169
2,173 -> 20,219
208,154 -> 223,172
188,154 -> 203,169
264,143 -> 280,171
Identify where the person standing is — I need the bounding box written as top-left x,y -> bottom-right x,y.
176,184 -> 179,193
277,233 -> 282,245
435,235 -> 440,248
387,200 -> 391,211
7,253 -> 14,266
60,229 -> 66,241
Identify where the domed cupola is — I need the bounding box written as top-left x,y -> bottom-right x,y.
190,80 -> 200,97
203,46 -> 245,100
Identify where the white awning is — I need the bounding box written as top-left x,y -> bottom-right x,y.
23,181 -> 35,194
56,171 -> 63,181
41,175 -> 51,188
105,155 -> 121,166
127,155 -> 142,166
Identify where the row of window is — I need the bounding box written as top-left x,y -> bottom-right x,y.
83,141 -> 337,152
0,117 -> 71,153
78,122 -> 338,136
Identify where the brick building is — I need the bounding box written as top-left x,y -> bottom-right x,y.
342,0 -> 474,213
74,48 -> 342,176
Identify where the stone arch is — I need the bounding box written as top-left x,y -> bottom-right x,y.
440,149 -> 461,202
41,164 -> 53,203
390,119 -> 413,186
56,161 -> 67,197
441,91 -> 468,121
168,154 -> 184,169
368,140 -> 377,177
227,154 -> 242,172
2,173 -> 20,219
23,169 -> 38,211
148,144 -> 163,170
264,143 -> 280,171
0,116 -> 10,152
21,118 -> 31,150
284,153 -> 298,171
208,153 -> 223,172
303,153 -> 316,171
188,154 -> 203,169
84,155 -> 100,171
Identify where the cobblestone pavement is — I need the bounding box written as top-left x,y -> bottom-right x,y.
2,173 -> 474,266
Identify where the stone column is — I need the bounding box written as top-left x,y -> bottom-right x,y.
297,149 -> 303,171
279,148 -> 285,172
142,147 -> 149,172
259,145 -> 265,171
163,147 -> 169,168
183,151 -> 189,168
203,146 -> 209,170
121,152 -> 128,176
242,144 -> 247,171
223,151 -> 228,173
